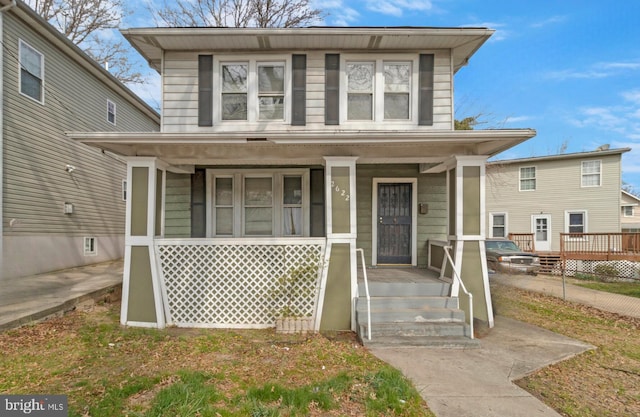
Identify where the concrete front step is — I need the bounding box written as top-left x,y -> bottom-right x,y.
359,321 -> 471,338
356,296 -> 459,310
360,334 -> 480,348
356,307 -> 466,323
359,282 -> 451,297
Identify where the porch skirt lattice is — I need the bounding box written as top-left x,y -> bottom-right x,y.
155,241 -> 324,328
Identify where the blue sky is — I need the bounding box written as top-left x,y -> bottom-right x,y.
124,0 -> 640,192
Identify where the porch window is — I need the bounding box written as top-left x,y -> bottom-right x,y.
566,210 -> 587,233
581,160 -> 601,187
208,169 -> 309,237
19,40 -> 44,103
519,166 -> 536,191
218,57 -> 288,122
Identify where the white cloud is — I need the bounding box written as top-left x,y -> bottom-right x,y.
314,0 -> 360,25
530,15 -> 567,28
546,61 -> 640,81
462,22 -> 509,41
365,0 -> 433,18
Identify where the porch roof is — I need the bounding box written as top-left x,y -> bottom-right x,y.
68,129 -> 536,169
120,26 -> 495,74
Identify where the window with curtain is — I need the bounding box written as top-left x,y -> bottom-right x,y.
581,160 -> 601,187
491,213 -> 506,238
347,62 -> 374,120
520,166 -> 536,191
384,62 -> 411,120
19,40 -> 44,103
258,64 -> 285,120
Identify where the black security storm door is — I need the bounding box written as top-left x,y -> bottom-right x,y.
377,183 -> 412,264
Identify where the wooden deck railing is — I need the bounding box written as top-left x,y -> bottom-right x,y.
560,233 -> 640,260
507,233 -> 535,252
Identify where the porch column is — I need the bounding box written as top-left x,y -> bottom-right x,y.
448,156 -> 494,328
121,158 -> 167,328
318,157 -> 358,331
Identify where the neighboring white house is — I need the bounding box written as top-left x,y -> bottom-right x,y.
621,190 -> 640,233
71,26 -> 536,334
1,0 -> 160,279
486,147 -> 630,252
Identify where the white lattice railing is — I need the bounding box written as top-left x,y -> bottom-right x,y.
155,238 -> 326,328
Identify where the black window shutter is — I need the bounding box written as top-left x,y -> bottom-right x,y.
292,54 -> 306,126
191,169 -> 206,237
325,54 -> 339,125
418,54 -> 434,126
198,55 -> 213,127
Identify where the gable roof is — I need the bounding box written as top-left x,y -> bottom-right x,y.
622,190 -> 640,206
3,0 -> 159,122
487,147 -> 631,166
120,26 -> 494,74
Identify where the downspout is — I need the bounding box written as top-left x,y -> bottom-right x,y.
0,1 -> 17,277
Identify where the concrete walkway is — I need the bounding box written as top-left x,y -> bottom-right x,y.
0,260 -> 123,331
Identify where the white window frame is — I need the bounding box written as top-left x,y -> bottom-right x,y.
489,212 -> 508,238
18,39 -> 44,104
565,210 -> 588,234
84,237 -> 97,256
623,205 -> 634,217
519,166 -> 536,191
206,169 -> 309,238
213,55 -> 291,124
581,160 -> 601,187
340,54 -> 418,127
107,99 -> 117,125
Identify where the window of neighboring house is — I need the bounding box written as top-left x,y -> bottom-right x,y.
209,169 -> 308,237
581,160 -> 601,187
343,56 -> 415,123
566,210 -> 587,234
107,100 -> 116,125
84,237 -> 97,256
623,206 -> 634,217
519,166 -> 536,191
19,40 -> 44,103
122,180 -> 127,201
490,213 -> 507,238
218,57 -> 288,122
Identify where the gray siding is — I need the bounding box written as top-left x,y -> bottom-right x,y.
486,154 -> 622,251
3,13 -> 158,238
162,49 -> 453,132
356,164 -> 447,267
164,172 -> 191,237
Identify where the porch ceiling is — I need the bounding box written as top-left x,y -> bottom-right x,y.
68,129 -> 536,168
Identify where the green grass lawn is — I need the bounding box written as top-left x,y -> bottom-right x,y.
574,281 -> 640,298
0,303 -> 433,417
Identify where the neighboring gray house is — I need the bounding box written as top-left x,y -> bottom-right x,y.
1,0 -> 160,279
621,190 -> 640,233
486,147 -> 629,252
71,26 -> 535,337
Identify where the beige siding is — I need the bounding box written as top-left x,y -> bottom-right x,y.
164,172 -> 191,237
355,165 -> 447,267
621,192 -> 640,229
162,49 -> 453,132
486,154 -> 623,251
2,13 -> 159,278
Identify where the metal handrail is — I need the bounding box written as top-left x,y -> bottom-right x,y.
443,245 -> 474,339
356,248 -> 372,341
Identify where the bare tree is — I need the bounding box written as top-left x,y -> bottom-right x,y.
152,0 -> 325,28
24,0 -> 143,84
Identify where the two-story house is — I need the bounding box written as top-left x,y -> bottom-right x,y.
486,147 -> 630,252
71,27 -> 535,338
1,0 -> 160,279
621,190 -> 640,233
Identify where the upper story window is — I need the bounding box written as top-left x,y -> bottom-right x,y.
107,100 -> 116,125
342,56 -> 415,123
581,160 -> 601,187
217,56 -> 289,123
623,206 -> 634,217
519,166 -> 536,191
19,40 -> 44,104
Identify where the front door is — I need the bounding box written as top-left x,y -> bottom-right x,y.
532,214 -> 552,252
377,183 -> 412,264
